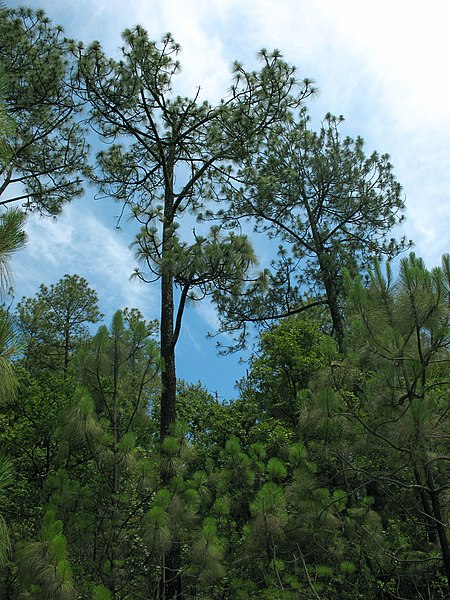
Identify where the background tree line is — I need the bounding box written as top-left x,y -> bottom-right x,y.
0,5 -> 448,599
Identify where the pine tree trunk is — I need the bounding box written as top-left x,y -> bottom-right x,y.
63,316 -> 70,378
110,324 -> 120,599
160,268 -> 176,441
304,199 -> 345,350
319,259 -> 344,351
160,156 -> 177,442
159,159 -> 182,598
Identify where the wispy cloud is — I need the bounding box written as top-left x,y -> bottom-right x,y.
12,198 -> 158,320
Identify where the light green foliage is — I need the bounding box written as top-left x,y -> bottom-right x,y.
190,517 -> 225,585
0,455 -> 12,567
0,307 -> 19,403
250,482 -> 287,530
17,509 -> 76,599
266,457 -> 287,480
339,560 -> 356,575
0,68 -> 27,410
0,69 -> 15,166
92,585 -> 112,600
145,505 -> 172,553
135,225 -> 258,306
339,253 -> 450,593
0,209 -> 26,297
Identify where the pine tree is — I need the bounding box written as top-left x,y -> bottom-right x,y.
0,454 -> 12,568
75,29 -> 315,450
52,309 -> 160,598
0,7 -> 88,214
342,254 -> 450,594
219,112 -> 408,350
0,210 -> 26,299
17,274 -> 101,377
17,509 -> 76,599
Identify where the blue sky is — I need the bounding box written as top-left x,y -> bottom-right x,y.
8,0 -> 450,399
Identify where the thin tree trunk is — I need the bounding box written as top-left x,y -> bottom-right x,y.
159,269 -> 182,596
319,257 -> 344,351
424,461 -> 450,590
63,317 -> 70,379
110,323 -> 120,599
164,545 -> 182,599
304,199 -> 345,350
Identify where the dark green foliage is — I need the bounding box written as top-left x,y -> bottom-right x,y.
17,274 -> 102,376
51,309 -> 160,598
0,369 -> 74,514
0,7 -> 88,214
217,112 -> 409,350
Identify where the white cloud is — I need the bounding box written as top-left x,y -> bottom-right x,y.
312,0 -> 450,129
193,297 -> 221,331
183,324 -> 204,353
133,0 -> 231,101
12,198 -> 158,321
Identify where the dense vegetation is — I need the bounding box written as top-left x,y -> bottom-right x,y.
0,6 -> 449,599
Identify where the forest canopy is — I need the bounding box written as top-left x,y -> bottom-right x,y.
0,5 -> 448,600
